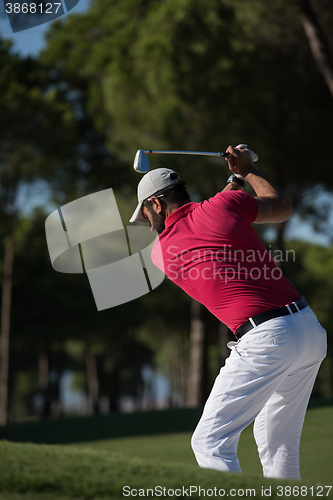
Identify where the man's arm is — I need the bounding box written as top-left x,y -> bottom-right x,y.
225,145 -> 292,224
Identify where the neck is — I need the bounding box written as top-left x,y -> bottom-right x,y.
165,202 -> 188,218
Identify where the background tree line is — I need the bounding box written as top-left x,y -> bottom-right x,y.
0,0 -> 333,424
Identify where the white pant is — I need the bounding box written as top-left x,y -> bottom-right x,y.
191,306 -> 327,479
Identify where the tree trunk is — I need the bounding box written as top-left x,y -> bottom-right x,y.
38,351 -> 52,419
0,233 -> 14,426
296,0 -> 333,97
85,346 -> 100,414
109,342 -> 121,412
187,300 -> 208,407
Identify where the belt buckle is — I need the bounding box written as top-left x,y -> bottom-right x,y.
293,300 -> 301,312
288,302 -> 299,314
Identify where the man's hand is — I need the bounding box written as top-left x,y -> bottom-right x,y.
222,181 -> 243,192
224,144 -> 292,224
225,145 -> 254,178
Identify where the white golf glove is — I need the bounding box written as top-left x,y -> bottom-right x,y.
234,144 -> 258,182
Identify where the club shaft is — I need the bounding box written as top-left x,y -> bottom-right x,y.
143,150 -> 229,157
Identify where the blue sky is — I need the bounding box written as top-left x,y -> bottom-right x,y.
0,0 -> 91,56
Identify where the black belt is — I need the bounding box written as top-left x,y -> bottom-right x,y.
236,297 -> 308,340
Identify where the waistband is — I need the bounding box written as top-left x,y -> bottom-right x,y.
235,297 -> 308,340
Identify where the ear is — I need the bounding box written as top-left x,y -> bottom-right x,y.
149,196 -> 164,214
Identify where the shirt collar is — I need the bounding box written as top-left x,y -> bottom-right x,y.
165,202 -> 198,229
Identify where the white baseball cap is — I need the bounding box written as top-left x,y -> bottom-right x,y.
130,168 -> 180,223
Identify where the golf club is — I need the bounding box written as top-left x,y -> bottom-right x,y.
133,146 -> 258,173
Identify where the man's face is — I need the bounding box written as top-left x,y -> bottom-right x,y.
142,205 -> 166,235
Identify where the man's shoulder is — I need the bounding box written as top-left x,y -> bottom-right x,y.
206,189 -> 250,207
204,190 -> 258,222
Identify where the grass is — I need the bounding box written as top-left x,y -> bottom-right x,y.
71,406 -> 333,483
0,441 -> 330,500
0,405 -> 331,499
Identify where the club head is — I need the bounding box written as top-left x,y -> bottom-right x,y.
134,150 -> 150,173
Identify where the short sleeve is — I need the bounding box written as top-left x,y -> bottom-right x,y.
209,191 -> 258,223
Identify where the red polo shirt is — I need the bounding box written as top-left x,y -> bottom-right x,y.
151,190 -> 300,333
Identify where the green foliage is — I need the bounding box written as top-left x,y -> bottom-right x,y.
284,241 -> 333,329
12,371 -> 39,419
41,0 -> 333,202
70,371 -> 86,392
0,40 -> 78,206
283,240 -> 333,398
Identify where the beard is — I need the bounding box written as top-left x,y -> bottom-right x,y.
149,208 -> 166,235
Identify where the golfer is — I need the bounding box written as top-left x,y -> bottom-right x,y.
130,145 -> 327,479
